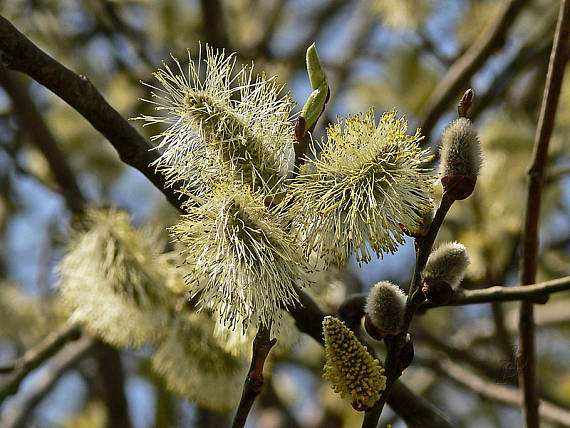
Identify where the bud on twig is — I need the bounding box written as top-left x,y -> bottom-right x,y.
364,281 -> 406,339
421,242 -> 470,305
298,43 -> 329,139
439,118 -> 482,200
457,88 -> 474,118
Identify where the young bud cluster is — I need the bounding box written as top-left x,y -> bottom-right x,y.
439,118 -> 482,200
364,281 -> 407,339
421,241 -> 470,304
323,316 -> 386,411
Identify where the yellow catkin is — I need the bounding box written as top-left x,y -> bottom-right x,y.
323,316 -> 386,410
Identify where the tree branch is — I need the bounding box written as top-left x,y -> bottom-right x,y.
232,325 -> 276,428
1,336 -> 94,428
0,323 -> 81,403
417,0 -> 529,138
416,276 -> 570,311
518,1 -> 570,426
0,15 -> 185,212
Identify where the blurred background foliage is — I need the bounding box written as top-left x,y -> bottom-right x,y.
0,0 -> 569,427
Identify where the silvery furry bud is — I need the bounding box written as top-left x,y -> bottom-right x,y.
439,118 -> 482,200
364,281 -> 407,339
422,242 -> 470,304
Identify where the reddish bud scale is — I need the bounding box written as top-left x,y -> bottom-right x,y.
364,314 -> 389,341
295,116 -> 307,141
421,279 -> 454,305
441,174 -> 477,200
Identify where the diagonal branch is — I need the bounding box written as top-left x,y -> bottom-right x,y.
1,336 -> 94,428
0,15 -> 185,212
417,0 -> 529,138
0,65 -> 86,213
517,1 -> 570,427
0,323 -> 81,403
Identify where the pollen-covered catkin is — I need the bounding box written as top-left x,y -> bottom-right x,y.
323,316 -> 386,410
439,117 -> 482,177
289,109 -> 433,266
138,45 -> 296,198
364,281 -> 407,337
170,183 -> 311,334
423,241 -> 470,290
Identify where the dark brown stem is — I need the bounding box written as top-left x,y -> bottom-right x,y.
232,325 -> 276,428
517,2 -> 570,427
0,323 -> 81,402
362,194 -> 455,427
94,342 -> 133,428
0,15 -> 185,212
416,276 -> 570,310
200,0 -> 230,49
0,65 -> 86,213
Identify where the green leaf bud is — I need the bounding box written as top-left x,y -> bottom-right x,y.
299,43 -> 329,135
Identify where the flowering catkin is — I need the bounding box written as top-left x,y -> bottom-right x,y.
170,183 -> 311,334
289,109 -> 433,266
423,241 -> 470,290
152,312 -> 248,412
139,45 -> 296,197
323,316 -> 386,410
365,281 -> 407,336
57,209 -> 175,348
439,117 -> 482,177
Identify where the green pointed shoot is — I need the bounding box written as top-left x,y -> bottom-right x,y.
299,43 -> 328,137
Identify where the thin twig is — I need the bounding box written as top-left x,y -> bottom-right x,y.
0,16 -> 185,211
0,323 -> 81,403
416,276 -> 570,311
232,325 -> 276,428
417,0 -> 529,139
517,2 -> 570,427
362,193 -> 455,427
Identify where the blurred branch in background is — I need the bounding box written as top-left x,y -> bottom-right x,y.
517,1 -> 570,426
